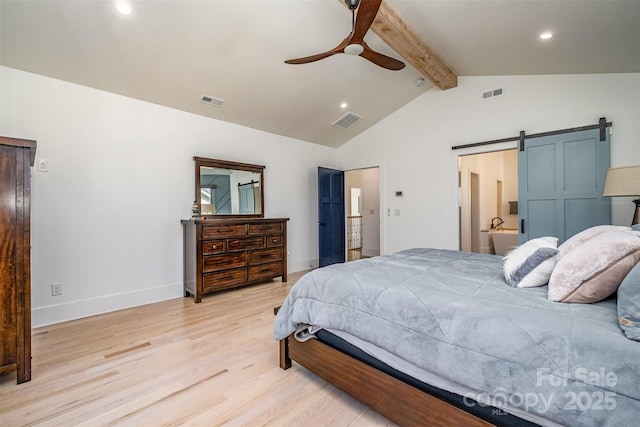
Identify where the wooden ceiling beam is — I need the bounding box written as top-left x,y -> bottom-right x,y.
372,1 -> 457,90
342,0 -> 458,90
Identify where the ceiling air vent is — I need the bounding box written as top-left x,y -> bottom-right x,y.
332,112 -> 362,129
482,88 -> 504,99
199,94 -> 224,107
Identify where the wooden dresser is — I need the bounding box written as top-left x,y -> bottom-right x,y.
0,136 -> 36,384
182,218 -> 288,302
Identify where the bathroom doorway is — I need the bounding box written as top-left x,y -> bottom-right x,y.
459,149 -> 518,254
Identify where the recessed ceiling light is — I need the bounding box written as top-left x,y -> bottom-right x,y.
116,1 -> 132,16
340,102 -> 348,109
539,32 -> 553,40
415,78 -> 425,87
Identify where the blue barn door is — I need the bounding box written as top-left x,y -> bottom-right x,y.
318,167 -> 345,267
518,128 -> 610,244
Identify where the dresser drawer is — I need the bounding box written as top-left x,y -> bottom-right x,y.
203,268 -> 246,291
202,224 -> 246,238
203,253 -> 246,272
266,234 -> 284,247
248,222 -> 282,235
248,262 -> 283,281
202,240 -> 226,255
227,236 -> 264,252
249,248 -> 283,265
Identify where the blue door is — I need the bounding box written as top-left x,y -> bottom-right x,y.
518,128 -> 610,244
318,167 -> 345,267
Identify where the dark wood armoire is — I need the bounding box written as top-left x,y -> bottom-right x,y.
0,136 -> 36,384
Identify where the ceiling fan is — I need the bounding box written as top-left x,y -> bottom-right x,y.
284,0 -> 405,70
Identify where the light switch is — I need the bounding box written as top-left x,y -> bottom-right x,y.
394,209 -> 401,216
37,158 -> 49,172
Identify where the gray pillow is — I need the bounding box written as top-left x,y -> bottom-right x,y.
503,237 -> 559,287
618,260 -> 640,341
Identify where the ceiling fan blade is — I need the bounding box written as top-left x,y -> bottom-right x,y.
360,41 -> 405,70
285,51 -> 339,65
284,36 -> 350,65
349,0 -> 383,44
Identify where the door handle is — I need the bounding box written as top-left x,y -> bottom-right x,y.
520,219 -> 525,234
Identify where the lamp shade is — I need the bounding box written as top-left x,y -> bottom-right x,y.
602,166 -> 640,197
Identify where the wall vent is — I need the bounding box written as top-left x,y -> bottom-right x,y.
482,88 -> 504,99
199,94 -> 224,107
332,112 -> 362,129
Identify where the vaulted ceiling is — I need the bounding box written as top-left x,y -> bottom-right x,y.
1,0 -> 639,148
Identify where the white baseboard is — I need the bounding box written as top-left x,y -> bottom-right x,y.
288,258 -> 318,273
33,262 -> 319,328
31,282 -> 183,328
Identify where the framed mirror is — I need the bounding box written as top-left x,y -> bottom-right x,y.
194,157 -> 265,218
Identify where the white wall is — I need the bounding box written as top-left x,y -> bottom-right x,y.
0,67 -> 336,327
337,73 -> 640,253
502,150 -> 518,227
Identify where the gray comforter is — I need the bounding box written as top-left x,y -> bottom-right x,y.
274,248 -> 640,426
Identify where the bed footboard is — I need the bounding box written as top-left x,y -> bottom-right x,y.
279,334 -> 493,427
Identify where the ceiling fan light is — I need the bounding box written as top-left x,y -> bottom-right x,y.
344,44 -> 364,56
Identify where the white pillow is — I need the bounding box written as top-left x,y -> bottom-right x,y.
549,230 -> 640,303
503,237 -> 559,288
558,225 -> 631,258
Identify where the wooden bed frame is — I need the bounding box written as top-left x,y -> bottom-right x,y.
279,334 -> 495,427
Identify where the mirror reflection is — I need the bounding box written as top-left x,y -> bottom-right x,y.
195,157 -> 264,217
199,166 -> 262,215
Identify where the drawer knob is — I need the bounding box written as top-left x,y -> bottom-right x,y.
272,239 -> 277,243
212,245 -> 217,249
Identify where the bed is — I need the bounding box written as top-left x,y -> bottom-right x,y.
274,237 -> 640,426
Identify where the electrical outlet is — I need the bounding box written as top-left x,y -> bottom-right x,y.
51,283 -> 63,296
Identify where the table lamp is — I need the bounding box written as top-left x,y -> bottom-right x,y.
603,165 -> 640,226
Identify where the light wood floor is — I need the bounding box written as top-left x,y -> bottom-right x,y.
0,271 -> 395,426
